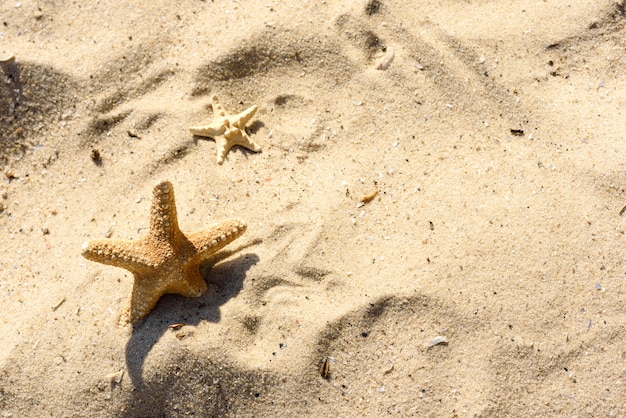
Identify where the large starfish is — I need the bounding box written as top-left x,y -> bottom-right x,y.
190,95 -> 262,164
81,180 -> 247,325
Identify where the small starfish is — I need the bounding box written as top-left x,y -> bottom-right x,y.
190,95 -> 262,164
81,180 -> 247,325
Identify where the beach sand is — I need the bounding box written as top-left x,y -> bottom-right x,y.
1,0 -> 625,416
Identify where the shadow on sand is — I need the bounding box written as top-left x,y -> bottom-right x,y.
124,243 -> 260,387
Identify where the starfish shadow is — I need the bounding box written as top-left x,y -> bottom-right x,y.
0,57 -> 22,111
247,120 -> 265,134
124,244 -> 260,387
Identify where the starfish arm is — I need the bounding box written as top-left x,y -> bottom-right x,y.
214,136 -> 231,164
210,95 -> 228,118
231,104 -> 258,129
149,181 -> 183,245
187,218 -> 247,262
171,266 -> 208,298
189,120 -> 226,138
120,267 -> 208,324
215,130 -> 262,164
81,239 -> 158,275
229,129 -> 262,151
121,273 -> 167,324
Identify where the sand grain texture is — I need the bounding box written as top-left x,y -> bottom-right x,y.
1,0 -> 626,416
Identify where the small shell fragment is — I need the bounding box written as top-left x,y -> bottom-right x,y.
360,190 -> 378,204
0,53 -> 15,63
383,360 -> 394,375
375,46 -> 394,70
107,370 -> 124,385
52,297 -> 66,311
168,323 -> 184,330
425,335 -> 448,348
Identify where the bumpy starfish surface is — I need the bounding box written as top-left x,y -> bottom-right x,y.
81,180 -> 246,325
190,95 -> 262,164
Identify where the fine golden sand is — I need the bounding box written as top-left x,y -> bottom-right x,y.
1,0 -> 625,416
